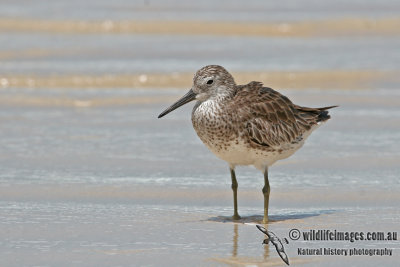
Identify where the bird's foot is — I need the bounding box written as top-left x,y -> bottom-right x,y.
232,214 -> 241,220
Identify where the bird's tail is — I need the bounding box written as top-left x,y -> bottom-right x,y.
317,105 -> 338,122
295,105 -> 338,124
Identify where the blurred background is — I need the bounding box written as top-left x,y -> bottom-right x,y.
0,1 -> 399,266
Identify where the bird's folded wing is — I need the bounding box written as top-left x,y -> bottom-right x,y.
234,83 -> 312,147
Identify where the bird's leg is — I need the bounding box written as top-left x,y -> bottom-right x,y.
230,167 -> 241,220
262,168 -> 270,224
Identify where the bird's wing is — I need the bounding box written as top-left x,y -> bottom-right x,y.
233,82 -> 325,148
277,248 -> 290,266
269,234 -> 290,265
256,225 -> 270,237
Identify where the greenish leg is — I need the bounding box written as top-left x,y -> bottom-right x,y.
230,168 -> 241,220
262,168 -> 270,224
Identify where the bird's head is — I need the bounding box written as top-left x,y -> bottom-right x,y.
192,65 -> 236,101
262,238 -> 270,245
158,65 -> 236,118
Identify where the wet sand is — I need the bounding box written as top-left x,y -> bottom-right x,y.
1,17 -> 400,36
1,70 -> 399,91
1,0 -> 400,266
1,183 -> 399,266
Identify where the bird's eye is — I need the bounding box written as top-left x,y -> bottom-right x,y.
206,79 -> 213,85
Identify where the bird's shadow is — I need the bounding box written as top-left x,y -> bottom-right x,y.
206,209 -> 336,224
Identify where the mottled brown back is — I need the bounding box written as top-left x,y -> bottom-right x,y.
231,81 -> 337,147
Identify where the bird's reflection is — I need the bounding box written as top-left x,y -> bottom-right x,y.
232,224 -> 238,257
230,223 -> 270,260
262,224 -> 270,260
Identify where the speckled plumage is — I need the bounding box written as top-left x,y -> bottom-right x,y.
158,65 -> 337,222
190,65 -> 335,171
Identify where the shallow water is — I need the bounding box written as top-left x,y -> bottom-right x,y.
1,34 -> 400,75
1,0 -> 400,266
1,0 -> 400,22
1,88 -> 399,189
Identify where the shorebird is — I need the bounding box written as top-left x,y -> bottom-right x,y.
158,65 -> 336,223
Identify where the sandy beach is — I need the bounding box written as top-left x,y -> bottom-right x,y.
0,0 -> 399,266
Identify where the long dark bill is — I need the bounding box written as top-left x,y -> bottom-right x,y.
158,89 -> 197,118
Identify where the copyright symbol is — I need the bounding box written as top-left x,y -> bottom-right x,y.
289,229 -> 301,240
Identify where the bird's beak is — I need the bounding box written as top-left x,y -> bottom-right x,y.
158,89 -> 197,118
